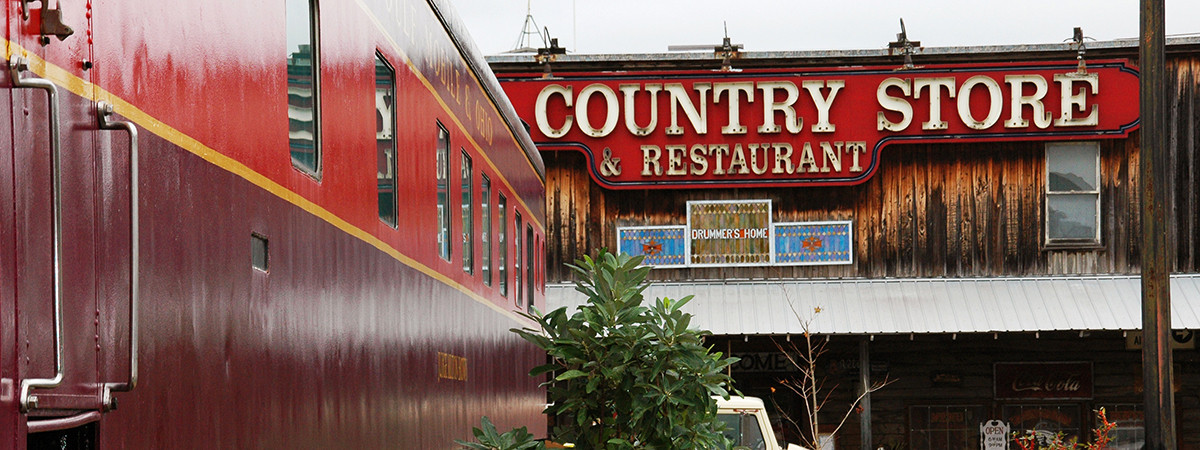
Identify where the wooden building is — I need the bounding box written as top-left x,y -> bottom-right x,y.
488,36 -> 1200,449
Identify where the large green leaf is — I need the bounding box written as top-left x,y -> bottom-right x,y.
555,369 -> 588,381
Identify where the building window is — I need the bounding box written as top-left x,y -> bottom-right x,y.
526,224 -> 534,312
1003,404 -> 1081,445
436,124 -> 452,261
286,0 -> 321,176
909,405 -> 985,450
498,194 -> 508,296
481,175 -> 492,286
1097,404 -> 1144,449
461,150 -> 474,274
514,212 -> 522,307
375,53 -> 397,226
1046,142 -> 1100,245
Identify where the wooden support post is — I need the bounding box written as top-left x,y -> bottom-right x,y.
859,339 -> 871,450
1140,0 -> 1176,448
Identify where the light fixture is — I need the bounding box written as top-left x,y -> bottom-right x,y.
887,19 -> 920,70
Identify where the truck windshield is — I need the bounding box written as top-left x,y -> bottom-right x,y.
716,413 -> 766,450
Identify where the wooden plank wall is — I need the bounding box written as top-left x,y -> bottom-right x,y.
543,55 -> 1200,284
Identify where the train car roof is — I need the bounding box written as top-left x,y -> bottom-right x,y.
428,0 -> 545,180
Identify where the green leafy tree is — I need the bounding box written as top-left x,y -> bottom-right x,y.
455,416 -> 544,450
512,250 -> 739,449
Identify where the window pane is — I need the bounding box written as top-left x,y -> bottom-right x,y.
514,213 -> 522,307
481,176 -> 492,286
287,0 -> 319,174
437,125 -> 451,260
1048,193 -> 1098,240
910,405 -> 985,450
741,415 -> 765,449
375,54 -> 397,226
251,234 -> 269,271
1047,142 -> 1098,192
498,195 -> 507,296
1003,404 -> 1081,443
716,414 -> 740,444
1098,404 -> 1144,449
461,150 -> 474,274
526,225 -> 534,312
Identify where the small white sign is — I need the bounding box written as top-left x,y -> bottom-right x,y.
1125,330 -> 1195,350
980,420 -> 1009,450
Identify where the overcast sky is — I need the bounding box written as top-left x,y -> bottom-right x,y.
450,0 -> 1200,55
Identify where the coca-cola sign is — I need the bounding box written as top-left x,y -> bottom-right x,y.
994,362 -> 1093,400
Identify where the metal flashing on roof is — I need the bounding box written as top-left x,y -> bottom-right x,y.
486,36 -> 1200,69
545,274 -> 1200,336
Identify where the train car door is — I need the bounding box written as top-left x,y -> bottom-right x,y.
1,5 -> 18,446
5,1 -> 113,447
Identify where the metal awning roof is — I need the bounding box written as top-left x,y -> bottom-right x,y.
545,274 -> 1200,336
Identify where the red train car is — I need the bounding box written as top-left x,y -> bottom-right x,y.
1,0 -> 547,447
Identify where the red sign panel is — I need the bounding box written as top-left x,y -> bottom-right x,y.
994,361 -> 1094,400
498,61 -> 1139,189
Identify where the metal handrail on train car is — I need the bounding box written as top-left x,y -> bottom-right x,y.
10,55 -> 66,413
97,101 -> 139,410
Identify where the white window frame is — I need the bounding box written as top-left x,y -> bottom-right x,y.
1044,141 -> 1101,247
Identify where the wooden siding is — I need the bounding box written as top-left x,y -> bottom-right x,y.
544,56 -> 1200,284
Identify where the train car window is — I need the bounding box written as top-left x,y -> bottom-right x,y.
481,175 -> 492,286
461,150 -> 474,274
252,233 -> 269,272
286,0 -> 321,176
514,212 -> 523,307
436,124 -> 452,261
540,237 -> 546,293
1045,141 -> 1100,246
375,53 -> 397,227
526,225 -> 534,312
498,194 -> 508,296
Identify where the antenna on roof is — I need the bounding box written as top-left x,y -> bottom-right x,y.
511,0 -> 547,53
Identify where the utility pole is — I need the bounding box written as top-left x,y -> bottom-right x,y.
1139,0 -> 1176,448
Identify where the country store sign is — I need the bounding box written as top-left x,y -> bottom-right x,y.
498,60 -> 1140,189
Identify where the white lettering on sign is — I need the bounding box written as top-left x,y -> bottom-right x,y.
1054,73 -> 1100,127
691,228 -> 770,240
1011,373 -> 1082,393
535,84 -> 573,138
639,141 -> 867,177
875,73 -> 1100,132
535,80 -> 846,139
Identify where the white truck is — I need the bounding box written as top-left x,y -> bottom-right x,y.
715,396 -> 808,450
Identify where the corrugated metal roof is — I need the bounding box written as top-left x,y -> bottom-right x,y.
545,274 -> 1200,335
